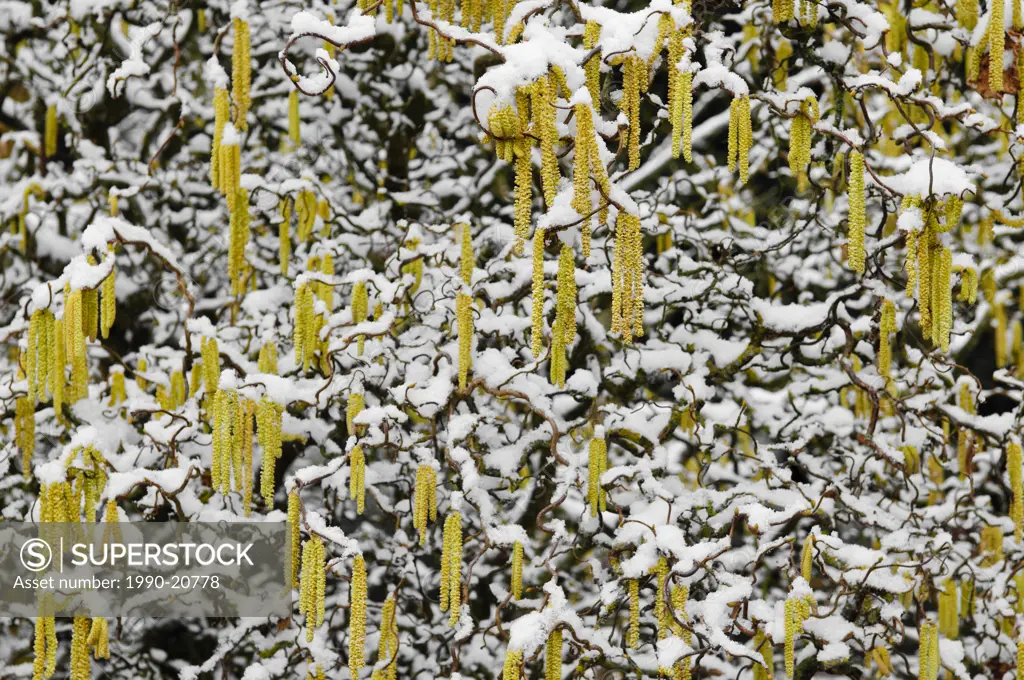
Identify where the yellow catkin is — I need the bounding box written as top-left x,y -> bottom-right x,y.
315,253 -> 335,312
201,337 -> 219,398
934,247 -> 952,352
958,384 -> 976,476
753,630 -> 773,680
784,599 -> 795,678
64,287 -> 88,404
352,280 -> 368,355
918,620 -> 939,680
545,628 -> 562,680
211,389 -> 233,493
412,464 -> 437,543
232,18 -> 251,130
918,225 -> 935,341
556,243 -> 577,346
667,583 -> 692,680
848,151 -> 866,273
16,395 -> 34,475
350,554 -> 367,679
510,541 -> 524,599
440,510 -> 463,625
789,96 -> 818,191
784,597 -> 803,678
958,0 -> 979,27
513,134 -> 532,254
550,244 -> 576,387
652,558 -> 670,641
584,22 -> 601,106
347,391 -> 365,436
70,616 -> 91,680
588,429 -> 608,516
533,76 -> 558,207
32,608 -> 56,680
503,649 -> 523,680
668,23 -> 684,159
218,126 -> 241,208
229,188 -> 250,295
374,595 -> 398,680
296,190 -> 317,242
457,224 -> 474,389
100,250 -> 116,339
981,524 -> 1004,565
257,397 -> 283,507
938,580 -> 958,639
238,401 -> 254,512
797,0 -> 818,26
279,198 -> 292,276
44,105 -> 57,157
958,266 -> 978,304
1010,440 -> 1023,542
457,292 -> 473,389
531,229 -> 545,358
775,40 -> 792,90
189,361 -> 203,400
235,396 -> 249,494
727,95 -> 752,184
868,647 -> 894,677
800,534 -> 814,581
83,260 -> 99,343
170,371 -> 185,408
286,491 -> 302,587
27,312 -> 39,403
879,299 -> 896,388
620,55 -> 645,171
572,102 -> 595,255
132,356 -> 146,393
103,503 -> 121,548
1014,320 -> 1024,377
680,68 -> 694,164
611,212 -> 644,343
994,300 -> 1009,366
299,536 -> 326,642
37,312 -> 52,403
258,342 -> 279,374
294,283 -> 314,370
626,578 -> 640,648
774,0 -> 795,22
990,0 -> 1006,94
210,87 -> 229,188
350,444 -> 366,514
87,617 -> 109,660
32,311 -> 52,403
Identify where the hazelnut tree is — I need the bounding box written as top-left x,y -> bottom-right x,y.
2,0 -> 1024,678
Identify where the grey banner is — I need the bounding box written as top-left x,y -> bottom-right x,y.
0,522 -> 291,617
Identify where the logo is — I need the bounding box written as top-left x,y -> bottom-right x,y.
20,539 -> 52,572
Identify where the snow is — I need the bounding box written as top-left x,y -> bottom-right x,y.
817,41 -> 851,65
289,10 -> 377,46
305,510 -> 361,556
106,22 -> 162,98
884,157 -> 976,197
82,216 -> 185,277
205,57 -> 229,90
750,295 -> 835,332
7,2 -> 1024,678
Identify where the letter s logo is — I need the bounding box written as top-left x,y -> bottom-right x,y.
21,539 -> 52,572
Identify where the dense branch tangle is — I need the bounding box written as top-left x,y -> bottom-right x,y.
7,0 -> 1024,677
